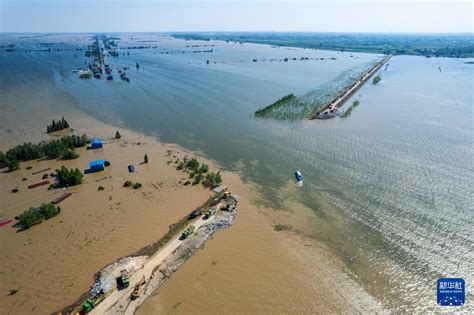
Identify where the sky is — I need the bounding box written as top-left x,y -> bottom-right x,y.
0,0 -> 472,33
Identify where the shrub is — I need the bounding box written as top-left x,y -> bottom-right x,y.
274,224 -> 292,232
104,160 -> 111,167
204,171 -> 222,187
11,188 -> 19,193
22,177 -> 27,181
98,186 -> 105,191
26,166 -> 32,170
62,149 -> 79,160
123,180 -> 133,187
132,183 -> 142,189
42,174 -> 49,179
372,75 -> 381,85
115,131 -> 122,139
9,289 -> 19,296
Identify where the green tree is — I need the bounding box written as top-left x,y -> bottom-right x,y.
56,166 -> 83,187
62,149 -> 79,160
115,131 -> 122,139
16,203 -> 61,229
372,75 -> 381,85
144,154 -> 149,164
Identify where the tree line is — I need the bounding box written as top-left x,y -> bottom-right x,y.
47,117 -> 70,133
0,134 -> 88,171
176,156 -> 222,187
15,203 -> 61,229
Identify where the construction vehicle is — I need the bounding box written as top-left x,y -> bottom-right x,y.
204,207 -> 216,220
188,209 -> 202,219
119,269 -> 130,288
82,290 -> 106,313
131,276 -> 146,300
181,225 -> 195,240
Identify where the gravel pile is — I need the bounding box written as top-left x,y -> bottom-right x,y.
90,255 -> 147,295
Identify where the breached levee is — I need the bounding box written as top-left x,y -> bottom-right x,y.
109,209 -> 238,315
59,190 -> 237,315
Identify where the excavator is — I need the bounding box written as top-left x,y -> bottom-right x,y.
131,275 -> 146,300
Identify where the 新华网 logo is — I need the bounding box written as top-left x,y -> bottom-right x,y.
437,278 -> 465,306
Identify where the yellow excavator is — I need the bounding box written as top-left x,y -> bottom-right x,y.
131,275 -> 146,300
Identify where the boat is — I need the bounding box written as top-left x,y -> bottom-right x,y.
294,171 -> 303,185
78,70 -> 92,79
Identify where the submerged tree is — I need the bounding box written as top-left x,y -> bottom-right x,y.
47,117 -> 70,133
16,203 -> 61,229
372,75 -> 382,85
56,166 -> 83,187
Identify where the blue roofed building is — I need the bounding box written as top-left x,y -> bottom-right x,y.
90,138 -> 103,149
89,160 -> 105,172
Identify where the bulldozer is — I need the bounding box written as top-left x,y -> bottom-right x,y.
131,275 -> 146,300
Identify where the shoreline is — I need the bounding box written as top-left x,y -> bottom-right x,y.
0,97 -> 384,314
0,38 -> 386,314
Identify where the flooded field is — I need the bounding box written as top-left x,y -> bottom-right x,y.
1,33 -> 473,313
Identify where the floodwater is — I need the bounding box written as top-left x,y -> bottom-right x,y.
1,34 -> 473,312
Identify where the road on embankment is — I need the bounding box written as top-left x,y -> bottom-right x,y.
90,202 -> 224,315
309,54 -> 392,118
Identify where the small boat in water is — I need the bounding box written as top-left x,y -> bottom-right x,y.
294,171 -> 303,186
78,70 -> 92,79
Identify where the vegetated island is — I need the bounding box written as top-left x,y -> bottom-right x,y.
340,100 -> 360,118
254,55 -> 390,120
255,94 -> 297,118
372,75 -> 382,85
172,32 -> 474,58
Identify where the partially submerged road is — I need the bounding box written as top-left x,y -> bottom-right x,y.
310,54 -> 392,118
90,202 -> 224,315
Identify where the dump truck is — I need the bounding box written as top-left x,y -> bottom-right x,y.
181,225 -> 195,240
82,290 -> 106,313
131,276 -> 146,300
120,269 -> 130,288
204,207 -> 216,220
